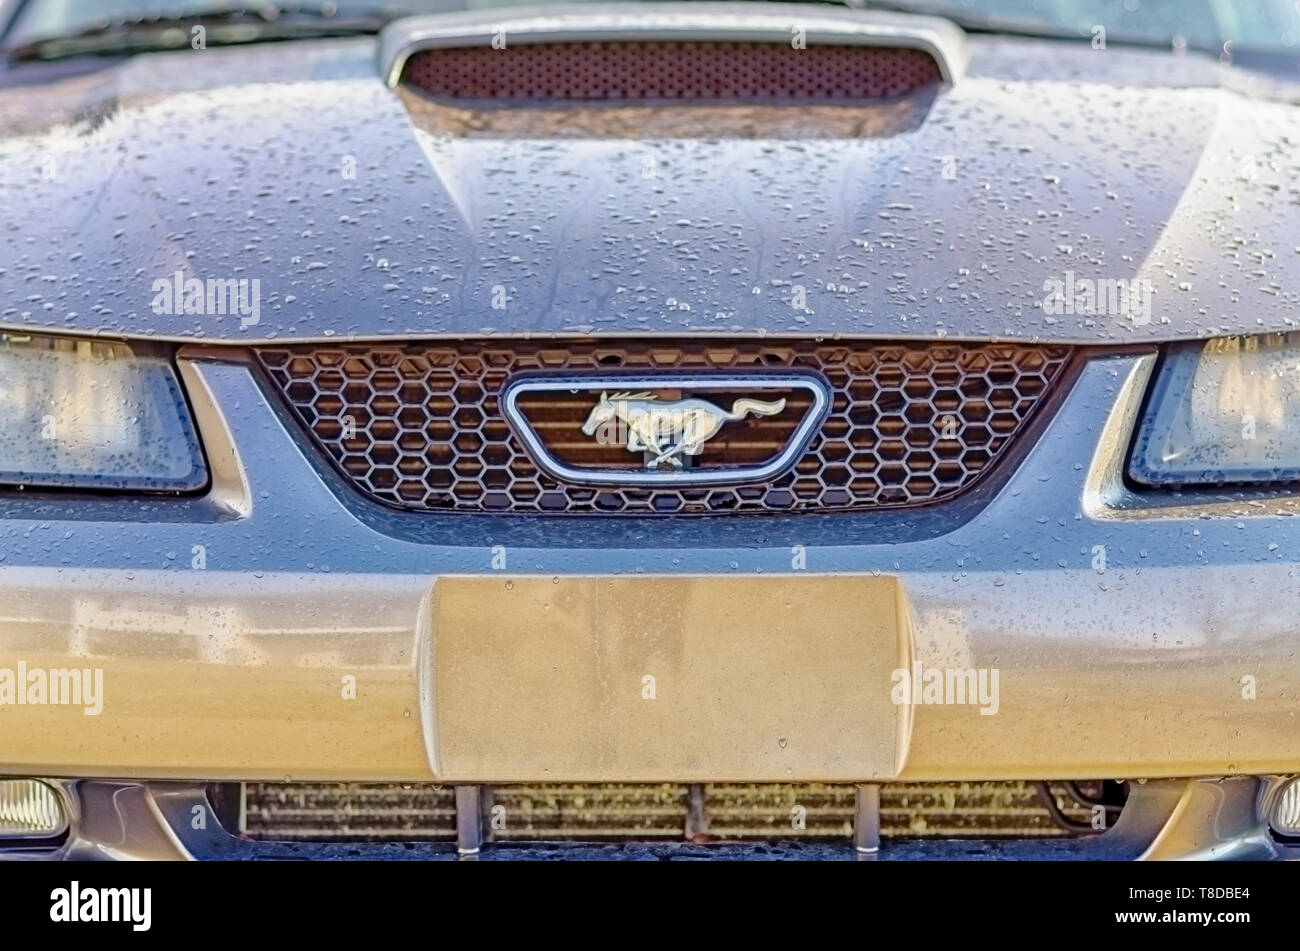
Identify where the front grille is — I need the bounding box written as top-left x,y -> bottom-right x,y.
402,42 -> 942,105
241,782 -> 1114,843
255,340 -> 1072,515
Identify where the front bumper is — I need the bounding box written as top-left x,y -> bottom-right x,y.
1,350 -> 1298,786
9,776 -> 1298,860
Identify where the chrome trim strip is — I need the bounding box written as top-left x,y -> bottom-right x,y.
379,2 -> 969,87
501,372 -> 831,487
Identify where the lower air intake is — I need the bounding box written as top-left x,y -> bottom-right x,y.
241,781 -> 1118,842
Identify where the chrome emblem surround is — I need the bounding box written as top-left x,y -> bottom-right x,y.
501,374 -> 832,487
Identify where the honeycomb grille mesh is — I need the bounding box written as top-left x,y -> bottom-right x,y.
255,340 -> 1072,515
402,42 -> 942,104
241,782 -> 1107,842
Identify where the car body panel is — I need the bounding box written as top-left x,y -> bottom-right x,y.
3,353 -> 1299,783
1,22 -> 1299,344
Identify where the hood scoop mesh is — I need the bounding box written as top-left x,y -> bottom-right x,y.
401,41 -> 941,106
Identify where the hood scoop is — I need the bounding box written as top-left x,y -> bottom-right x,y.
380,1 -> 966,106
400,41 -> 941,106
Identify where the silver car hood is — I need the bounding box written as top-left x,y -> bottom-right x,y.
1,16 -> 1298,345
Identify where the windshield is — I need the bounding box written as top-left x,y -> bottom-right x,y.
4,0 -> 1299,54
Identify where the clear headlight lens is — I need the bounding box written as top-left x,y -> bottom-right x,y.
1130,333 -> 1300,486
0,333 -> 206,491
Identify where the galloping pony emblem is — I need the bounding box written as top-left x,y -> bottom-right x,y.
580,391 -> 786,470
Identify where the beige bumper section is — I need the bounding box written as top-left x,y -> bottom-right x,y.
1,570 -> 1298,783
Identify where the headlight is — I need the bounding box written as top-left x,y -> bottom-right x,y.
0,333 -> 207,491
1130,333 -> 1300,486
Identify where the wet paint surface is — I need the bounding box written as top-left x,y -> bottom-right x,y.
1,35 -> 1298,344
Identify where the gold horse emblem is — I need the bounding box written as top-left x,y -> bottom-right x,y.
580,391 -> 787,470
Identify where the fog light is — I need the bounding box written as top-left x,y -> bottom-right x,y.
0,779 -> 67,838
1269,778 -> 1300,837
